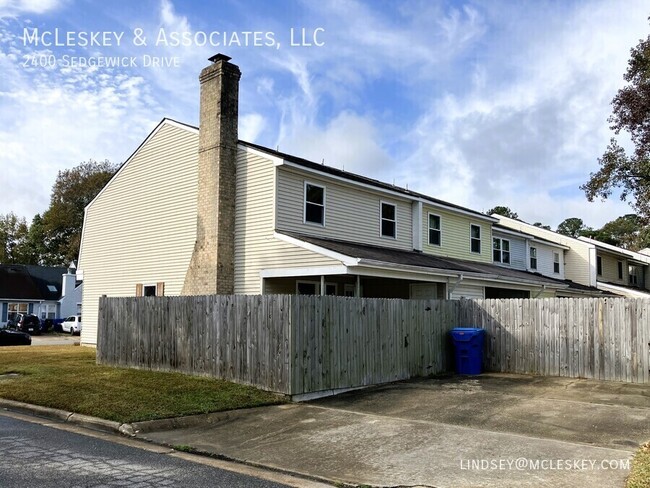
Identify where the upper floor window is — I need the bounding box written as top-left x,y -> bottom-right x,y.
428,214 -> 441,246
304,183 -> 325,225
597,256 -> 603,276
381,202 -> 396,238
617,261 -> 623,280
630,266 -> 639,286
470,224 -> 481,254
493,238 -> 510,264
530,247 -> 537,270
553,252 -> 560,274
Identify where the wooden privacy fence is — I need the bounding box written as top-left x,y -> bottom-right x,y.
97,295 -> 650,397
462,298 -> 650,384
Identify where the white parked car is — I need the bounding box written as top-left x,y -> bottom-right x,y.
61,315 -> 82,335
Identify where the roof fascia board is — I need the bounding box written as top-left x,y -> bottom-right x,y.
279,161 -> 496,222
240,144 -> 284,166
355,259 -> 568,289
260,265 -> 349,278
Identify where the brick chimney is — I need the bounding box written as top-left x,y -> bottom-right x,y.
182,54 -> 240,295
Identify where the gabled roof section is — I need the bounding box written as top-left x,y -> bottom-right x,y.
578,236 -> 650,264
0,265 -> 66,301
279,232 -> 569,289
239,140 -> 495,221
492,224 -> 569,249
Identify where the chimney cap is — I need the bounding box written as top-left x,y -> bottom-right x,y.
208,53 -> 232,63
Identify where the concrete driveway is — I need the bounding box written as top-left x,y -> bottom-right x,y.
30,334 -> 80,346
141,374 -> 650,487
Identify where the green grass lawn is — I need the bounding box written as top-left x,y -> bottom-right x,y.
0,346 -> 286,423
627,443 -> 650,488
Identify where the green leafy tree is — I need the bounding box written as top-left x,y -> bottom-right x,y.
486,206 -> 519,219
40,160 -> 118,265
0,213 -> 30,264
581,27 -> 650,221
584,214 -> 650,250
556,217 -> 591,238
532,222 -> 552,230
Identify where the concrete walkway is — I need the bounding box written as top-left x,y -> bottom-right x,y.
140,374 -> 650,487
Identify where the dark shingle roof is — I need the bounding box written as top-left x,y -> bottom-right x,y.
0,265 -> 66,300
238,140 -> 493,220
282,232 -> 567,288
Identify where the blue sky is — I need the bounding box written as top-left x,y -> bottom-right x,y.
0,0 -> 648,228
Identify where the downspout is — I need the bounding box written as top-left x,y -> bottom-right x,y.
447,274 -> 464,299
533,284 -> 547,298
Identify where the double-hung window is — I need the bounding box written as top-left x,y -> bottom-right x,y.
470,224 -> 481,254
428,214 -> 441,246
381,202 -> 396,238
493,238 -> 510,264
553,252 -> 560,274
617,261 -> 623,280
597,256 -> 603,276
304,183 -> 325,225
529,247 -> 537,270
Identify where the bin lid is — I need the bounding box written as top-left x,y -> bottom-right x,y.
450,328 -> 485,340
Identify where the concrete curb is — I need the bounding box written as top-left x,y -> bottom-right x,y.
0,399 -> 343,487
0,399 -> 134,436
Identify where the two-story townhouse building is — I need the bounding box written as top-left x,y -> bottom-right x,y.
494,215 -> 650,298
576,236 -> 650,297
78,55 -> 573,346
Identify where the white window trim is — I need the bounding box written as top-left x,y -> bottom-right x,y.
553,252 -> 561,274
493,237 -> 511,265
344,284 -> 355,297
379,200 -> 397,239
303,181 -> 326,227
617,260 -> 624,280
428,212 -> 442,247
470,224 -> 482,254
143,284 -> 157,297
529,246 -> 538,270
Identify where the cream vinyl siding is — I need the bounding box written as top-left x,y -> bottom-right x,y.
492,231 -> 526,269
275,167 -> 413,250
598,252 -> 628,285
450,283 -> 484,300
78,121 -> 199,345
234,150 -> 340,294
421,206 -> 492,263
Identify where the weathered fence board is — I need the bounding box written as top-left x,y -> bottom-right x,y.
98,296 -> 650,396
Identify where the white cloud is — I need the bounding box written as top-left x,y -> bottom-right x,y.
399,0 -> 649,228
0,25 -> 161,219
0,0 -> 63,18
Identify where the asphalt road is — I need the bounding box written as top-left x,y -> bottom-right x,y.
0,413 -> 291,488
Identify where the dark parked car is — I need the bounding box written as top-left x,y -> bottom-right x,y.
9,314 -> 41,335
0,328 -> 32,346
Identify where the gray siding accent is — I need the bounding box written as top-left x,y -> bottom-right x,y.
276,167 -> 413,250
492,231 -> 526,270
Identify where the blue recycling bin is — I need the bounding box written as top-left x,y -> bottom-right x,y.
450,328 -> 486,375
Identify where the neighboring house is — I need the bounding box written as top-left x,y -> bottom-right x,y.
77,55 -> 587,345
0,263 -> 82,327
494,215 -> 650,298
